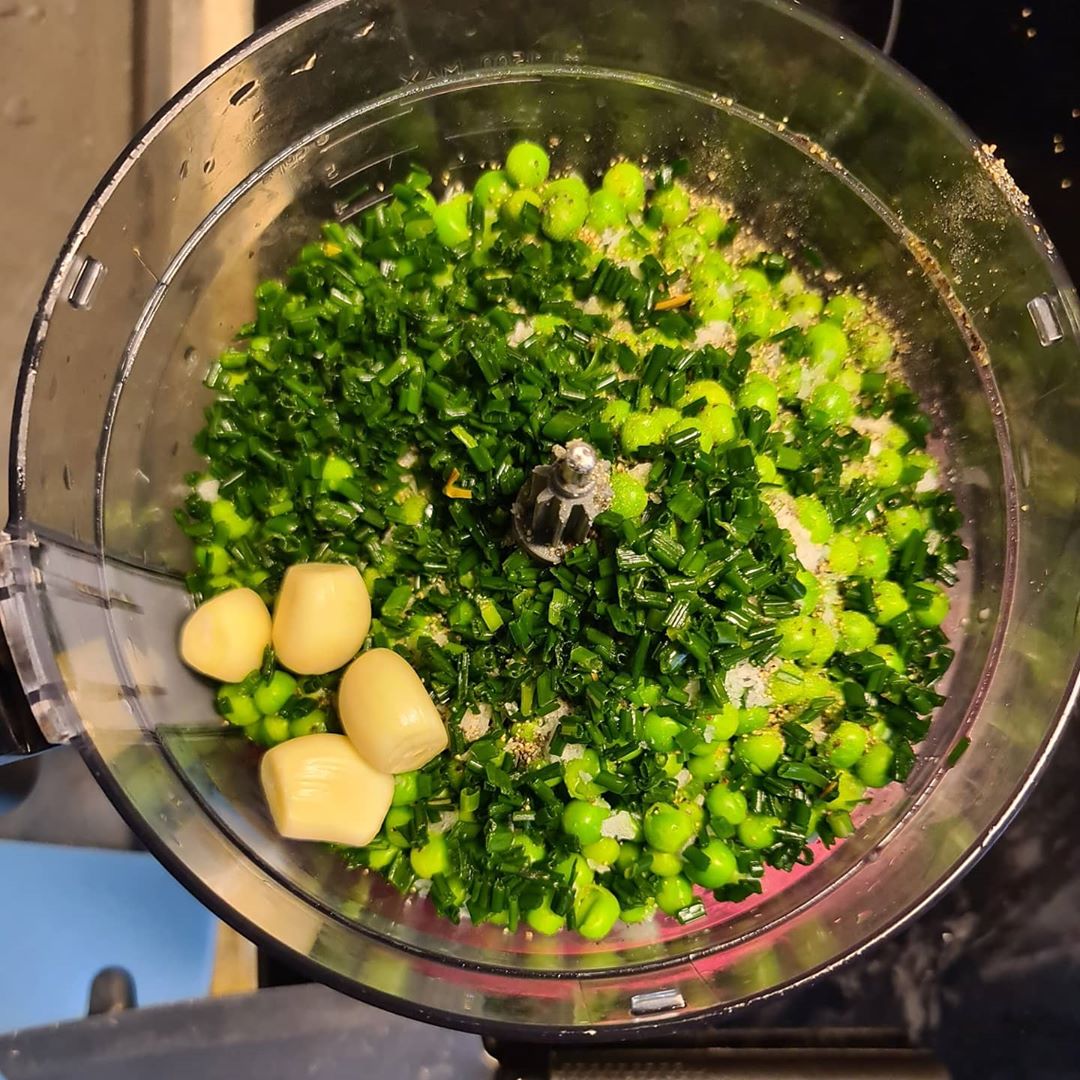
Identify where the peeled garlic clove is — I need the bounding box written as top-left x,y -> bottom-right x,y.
339,648 -> 448,773
260,733 -> 393,847
272,562 -> 371,675
180,587 -> 271,683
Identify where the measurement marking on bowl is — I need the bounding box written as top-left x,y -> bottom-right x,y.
1027,294 -> 1064,345
67,256 -> 105,310
629,988 -> 686,1016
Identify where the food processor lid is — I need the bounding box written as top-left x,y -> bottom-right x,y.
1,0 -> 1079,1037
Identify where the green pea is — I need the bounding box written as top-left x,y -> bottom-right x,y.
687,744 -> 729,783
691,206 -> 728,243
736,267 -> 771,295
574,884 -> 621,941
644,712 -> 684,752
254,670 -> 297,715
855,534 -> 891,579
541,176 -> 590,241
768,663 -> 807,705
384,806 -> 413,848
804,622 -> 838,666
795,494 -> 833,542
914,583 -> 950,628
582,837 -> 620,867
210,498 -> 253,539
838,610 -> 877,652
288,709 -> 327,739
805,321 -> 850,375
691,251 -> 735,289
737,297 -> 782,339
736,706 -> 770,735
256,714 -> 290,746
706,785 -> 748,825
777,615 -> 815,658
827,534 -> 860,576
562,800 -> 607,845
735,730 -> 785,773
601,398 -> 632,431
856,743 -> 894,788
685,803 -> 707,838
788,291 -> 824,323
824,292 -> 866,325
586,189 -> 627,231
364,844 -> 397,871
705,704 -> 740,741
808,381 -> 853,427
686,839 -> 738,889
827,810 -> 856,838
410,833 -> 450,878
620,902 -> 655,924
392,770 -> 420,806
621,410 -> 668,453
697,290 -> 735,323
505,140 -> 550,188
655,874 -> 694,916
319,459 -> 357,499
853,321 -> 895,367
885,506 -> 925,545
737,814 -> 779,850
473,169 -> 512,210
737,373 -> 779,418
756,455 -> 780,484
602,161 -> 647,211
650,851 -> 683,876
651,182 -> 691,227
658,751 -> 684,779
194,543 -> 231,576
871,448 -> 904,487
871,643 -> 906,673
526,901 -> 565,936
681,379 -> 732,408
609,471 -> 649,520
827,721 -> 868,769
216,683 -> 260,726
615,842 -> 641,872
662,225 -> 706,268
873,580 -> 910,625
564,749 -> 602,800
643,802 -> 697,853
699,403 -> 737,448
513,833 -> 546,864
500,188 -> 542,224
555,852 -> 594,891
826,770 -> 866,810
432,194 -> 471,247
900,451 -> 934,486
797,570 -> 822,614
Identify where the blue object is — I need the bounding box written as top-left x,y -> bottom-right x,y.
0,841 -> 216,1033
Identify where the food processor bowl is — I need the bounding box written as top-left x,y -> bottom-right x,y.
2,0 -> 1078,1037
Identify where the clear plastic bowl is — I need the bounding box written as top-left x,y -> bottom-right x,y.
2,0 -> 1079,1037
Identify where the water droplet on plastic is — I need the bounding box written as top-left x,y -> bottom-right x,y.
179,159 -> 189,179
203,158 -> 215,174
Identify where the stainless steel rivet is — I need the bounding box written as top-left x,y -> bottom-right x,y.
67,256 -> 106,310
629,988 -> 687,1016
1027,294 -> 1064,346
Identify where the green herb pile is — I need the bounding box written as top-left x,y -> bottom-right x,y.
179,142 -> 967,940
